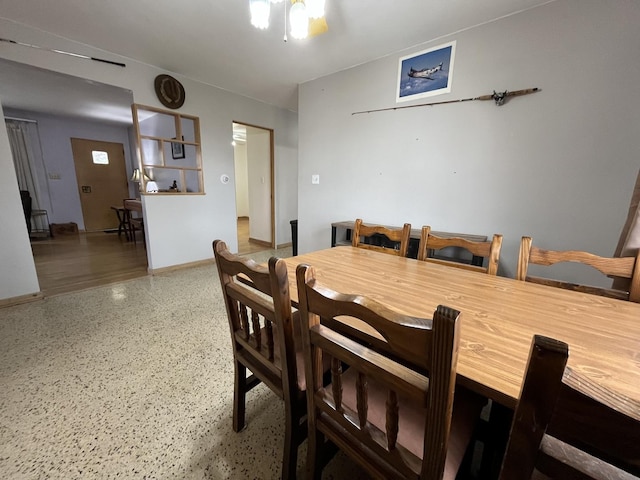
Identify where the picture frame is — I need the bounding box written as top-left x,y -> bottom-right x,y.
171,137 -> 185,159
396,41 -> 456,103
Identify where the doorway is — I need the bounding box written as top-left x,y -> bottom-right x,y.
71,138 -> 130,232
232,121 -> 275,254
1,57 -> 148,296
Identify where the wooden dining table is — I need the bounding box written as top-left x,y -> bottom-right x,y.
281,246 -> 640,419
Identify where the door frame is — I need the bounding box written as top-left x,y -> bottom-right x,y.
232,120 -> 275,248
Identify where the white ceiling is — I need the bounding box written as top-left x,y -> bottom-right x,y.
0,0 -> 554,118
0,58 -> 134,125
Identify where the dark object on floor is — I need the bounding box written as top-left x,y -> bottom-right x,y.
50,222 -> 79,236
290,219 -> 298,256
19,190 -> 32,235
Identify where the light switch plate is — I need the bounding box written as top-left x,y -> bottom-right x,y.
312,174 -> 320,184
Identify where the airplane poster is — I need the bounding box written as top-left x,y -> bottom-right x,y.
396,41 -> 456,103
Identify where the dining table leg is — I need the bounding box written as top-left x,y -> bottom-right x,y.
478,400 -> 513,479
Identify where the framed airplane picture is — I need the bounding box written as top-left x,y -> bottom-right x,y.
396,41 -> 456,103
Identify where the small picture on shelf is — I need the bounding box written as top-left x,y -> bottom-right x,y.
171,137 -> 185,159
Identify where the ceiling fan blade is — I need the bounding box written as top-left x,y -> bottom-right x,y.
309,16 -> 328,36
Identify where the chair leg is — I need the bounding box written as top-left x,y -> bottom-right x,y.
282,403 -> 306,480
233,361 -> 247,432
306,429 -> 324,480
479,401 -> 513,479
282,425 -> 297,480
129,218 -> 137,245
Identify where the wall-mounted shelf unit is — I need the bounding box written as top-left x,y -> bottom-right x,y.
132,104 -> 203,195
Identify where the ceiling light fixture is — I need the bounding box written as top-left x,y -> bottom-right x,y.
249,0 -> 327,40
305,0 -> 325,19
289,1 -> 309,39
250,0 -> 270,29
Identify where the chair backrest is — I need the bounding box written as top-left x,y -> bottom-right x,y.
517,236 -> 640,302
213,239 -> 299,397
296,263 -> 461,480
500,335 -> 640,479
351,218 -> 411,257
417,226 -> 503,275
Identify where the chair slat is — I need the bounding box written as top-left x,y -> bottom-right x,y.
266,320 -> 274,360
356,372 -> 368,429
386,390 -> 399,451
331,357 -> 343,412
240,304 -> 251,341
517,236 -> 640,303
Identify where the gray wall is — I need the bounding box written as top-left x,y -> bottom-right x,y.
4,108 -> 135,230
298,0 -> 640,285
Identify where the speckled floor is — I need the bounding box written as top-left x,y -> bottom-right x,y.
0,247 -> 370,479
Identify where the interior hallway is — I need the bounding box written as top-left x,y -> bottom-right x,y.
31,231 -> 148,297
237,216 -> 272,255
29,217 -> 269,298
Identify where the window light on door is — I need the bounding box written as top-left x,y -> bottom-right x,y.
92,151 -> 109,165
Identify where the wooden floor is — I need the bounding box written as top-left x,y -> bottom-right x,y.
30,218 -> 269,297
237,217 -> 272,255
31,231 -> 148,297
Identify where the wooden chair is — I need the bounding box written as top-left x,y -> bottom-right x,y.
351,218 -> 411,257
517,236 -> 640,302
123,198 -> 144,246
417,226 -> 503,275
296,263 -> 485,480
213,240 -> 306,480
499,334 -> 640,479
129,218 -> 145,246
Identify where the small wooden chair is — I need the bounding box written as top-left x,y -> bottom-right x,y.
351,219 -> 411,257
122,198 -> 144,245
296,263 -> 485,480
129,218 -> 145,246
517,236 -> 640,302
417,226 -> 503,275
213,240 -> 306,480
499,334 -> 640,479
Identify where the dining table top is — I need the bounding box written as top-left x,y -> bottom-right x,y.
281,246 -> 640,418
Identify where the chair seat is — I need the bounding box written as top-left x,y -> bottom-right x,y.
339,367 -> 485,480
